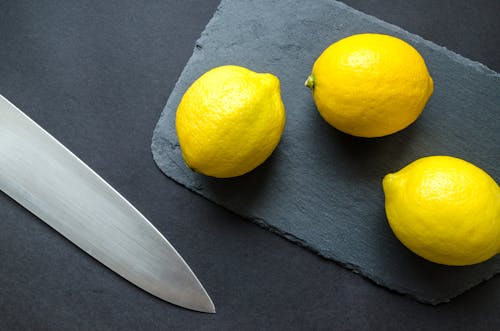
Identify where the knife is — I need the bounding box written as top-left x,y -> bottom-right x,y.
0,95 -> 215,313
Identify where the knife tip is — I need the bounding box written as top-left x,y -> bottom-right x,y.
204,299 -> 217,314
179,291 -> 216,314
195,288 -> 216,314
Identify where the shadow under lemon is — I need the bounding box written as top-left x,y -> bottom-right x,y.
304,99 -> 500,296
193,145 -> 282,217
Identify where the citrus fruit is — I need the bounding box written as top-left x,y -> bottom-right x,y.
383,156 -> 500,265
175,65 -> 286,178
305,33 -> 434,137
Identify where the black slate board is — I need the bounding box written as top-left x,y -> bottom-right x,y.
152,0 -> 500,304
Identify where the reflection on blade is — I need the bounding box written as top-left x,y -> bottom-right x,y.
0,95 -> 214,313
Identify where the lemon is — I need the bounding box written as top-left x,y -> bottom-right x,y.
175,65 -> 286,178
383,156 -> 500,265
305,33 -> 434,137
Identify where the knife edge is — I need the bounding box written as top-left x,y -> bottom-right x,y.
0,95 -> 215,313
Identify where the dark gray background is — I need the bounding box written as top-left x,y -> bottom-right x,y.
0,0 -> 498,330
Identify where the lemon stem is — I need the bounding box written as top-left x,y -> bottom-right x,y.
305,74 -> 315,90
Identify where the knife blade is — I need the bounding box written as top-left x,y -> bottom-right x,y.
0,95 -> 215,313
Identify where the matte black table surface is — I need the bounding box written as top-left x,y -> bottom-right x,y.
0,1 -> 498,330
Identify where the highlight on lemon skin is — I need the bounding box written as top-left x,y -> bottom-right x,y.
382,155 -> 500,266
305,33 -> 434,138
175,65 -> 286,178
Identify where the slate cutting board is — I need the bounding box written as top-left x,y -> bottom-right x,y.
151,0 -> 500,304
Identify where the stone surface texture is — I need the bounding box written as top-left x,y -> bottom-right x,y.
152,0 -> 500,304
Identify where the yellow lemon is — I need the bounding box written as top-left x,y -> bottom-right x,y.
383,156 -> 500,265
176,65 -> 286,178
305,33 -> 434,137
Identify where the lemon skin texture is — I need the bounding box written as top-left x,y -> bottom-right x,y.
383,156 -> 500,266
176,65 -> 286,178
306,33 -> 434,138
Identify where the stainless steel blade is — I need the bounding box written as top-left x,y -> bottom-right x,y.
0,95 -> 215,313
